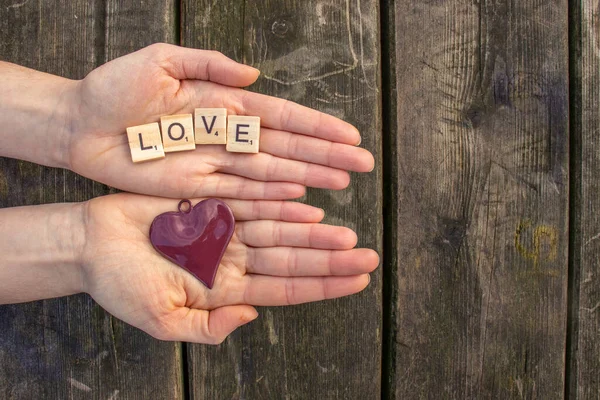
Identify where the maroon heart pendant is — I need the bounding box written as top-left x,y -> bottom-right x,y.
149,199 -> 235,289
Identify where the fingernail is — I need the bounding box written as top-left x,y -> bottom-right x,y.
367,274 -> 371,285
356,136 -> 362,146
252,67 -> 261,76
248,309 -> 259,322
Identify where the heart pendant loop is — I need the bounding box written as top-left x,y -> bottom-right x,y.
178,199 -> 192,214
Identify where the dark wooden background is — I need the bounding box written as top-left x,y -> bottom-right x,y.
0,0 -> 594,398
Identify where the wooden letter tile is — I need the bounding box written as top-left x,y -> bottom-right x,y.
226,116 -> 260,153
160,114 -> 196,153
195,108 -> 227,145
126,122 -> 165,163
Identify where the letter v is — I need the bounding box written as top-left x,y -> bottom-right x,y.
201,116 -> 217,133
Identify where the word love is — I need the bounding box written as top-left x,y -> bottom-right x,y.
126,108 -> 260,163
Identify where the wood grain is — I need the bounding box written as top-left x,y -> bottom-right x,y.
182,1 -> 383,398
2,1 -> 581,398
390,1 -> 569,398
571,0 -> 600,398
0,1 -> 182,398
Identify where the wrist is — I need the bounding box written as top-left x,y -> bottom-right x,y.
36,202 -> 88,296
0,202 -> 88,304
49,78 -> 81,170
67,201 -> 89,294
0,62 -> 80,169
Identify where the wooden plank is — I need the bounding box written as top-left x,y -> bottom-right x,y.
182,1 -> 383,398
0,1 -> 182,398
390,1 -> 570,398
90,1 -> 183,398
0,2 -> 112,398
179,2 -> 246,397
570,1 -> 600,398
105,0 -> 178,58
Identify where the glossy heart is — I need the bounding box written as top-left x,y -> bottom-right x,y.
149,199 -> 235,289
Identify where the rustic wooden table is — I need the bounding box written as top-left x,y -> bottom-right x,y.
0,0 -> 595,399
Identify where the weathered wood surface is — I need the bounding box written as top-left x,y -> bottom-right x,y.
0,1 -> 182,399
570,0 -> 600,398
182,0 -> 383,398
3,0 -> 591,399
389,1 -> 570,398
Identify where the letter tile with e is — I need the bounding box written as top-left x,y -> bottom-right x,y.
226,116 -> 260,153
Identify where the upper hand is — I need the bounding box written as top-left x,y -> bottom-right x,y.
81,193 -> 379,343
68,43 -> 374,199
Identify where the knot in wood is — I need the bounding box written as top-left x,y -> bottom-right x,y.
271,19 -> 292,38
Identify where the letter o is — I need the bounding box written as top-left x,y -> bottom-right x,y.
168,123 -> 185,141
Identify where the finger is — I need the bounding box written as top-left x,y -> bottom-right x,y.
223,200 -> 324,222
230,89 -> 361,145
242,274 -> 370,306
199,174 -> 305,200
150,43 -> 260,87
236,221 -> 358,249
88,143 -> 305,199
158,305 -> 258,344
219,152 -> 351,190
260,128 -> 375,173
246,248 -> 379,276
113,194 -> 322,228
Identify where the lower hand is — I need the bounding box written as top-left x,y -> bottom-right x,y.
80,193 -> 379,344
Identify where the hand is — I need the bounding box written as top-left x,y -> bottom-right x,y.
68,43 -> 375,199
80,193 -> 379,344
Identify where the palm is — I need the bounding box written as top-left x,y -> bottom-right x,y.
67,44 -> 374,200
81,193 -> 378,344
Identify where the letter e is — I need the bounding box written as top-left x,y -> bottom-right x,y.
236,124 -> 250,143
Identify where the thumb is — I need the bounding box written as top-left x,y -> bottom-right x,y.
149,43 -> 260,87
164,305 -> 259,344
